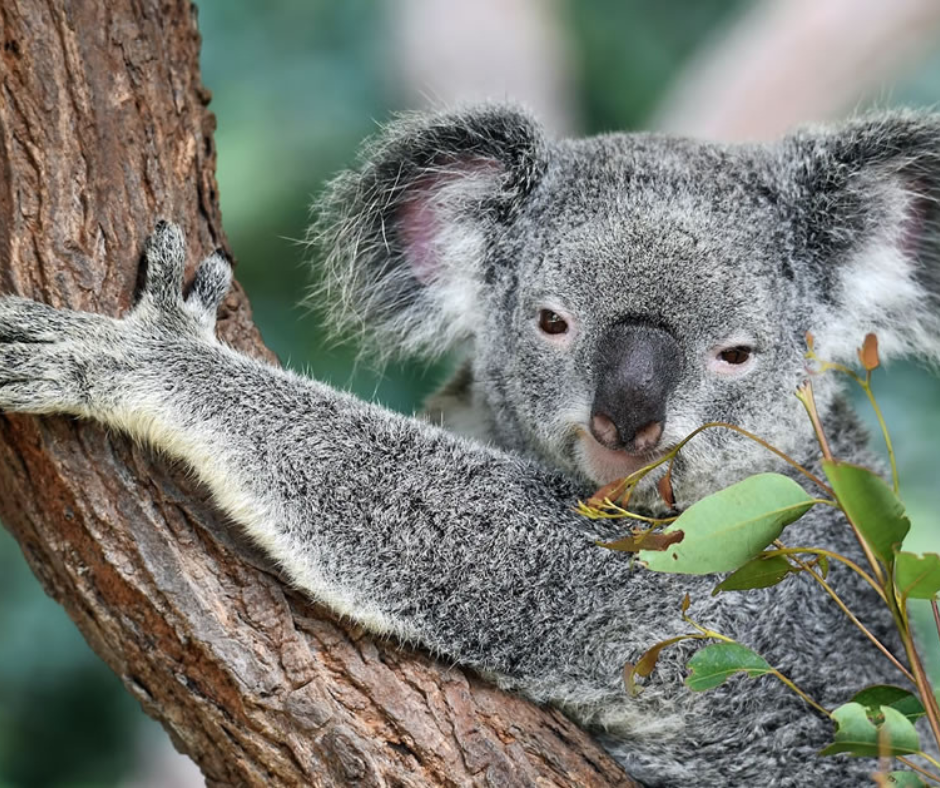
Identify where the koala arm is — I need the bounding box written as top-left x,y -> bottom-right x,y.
0,223 -> 665,694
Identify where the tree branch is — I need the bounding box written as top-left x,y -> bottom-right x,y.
0,2 -> 634,785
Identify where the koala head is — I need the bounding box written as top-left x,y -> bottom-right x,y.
315,105 -> 940,505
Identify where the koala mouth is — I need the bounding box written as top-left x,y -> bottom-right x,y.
574,428 -> 668,486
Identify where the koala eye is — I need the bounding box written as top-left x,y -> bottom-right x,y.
718,346 -> 752,365
538,309 -> 569,335
709,343 -> 757,377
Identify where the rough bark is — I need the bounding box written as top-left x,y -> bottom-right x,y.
0,2 -> 635,785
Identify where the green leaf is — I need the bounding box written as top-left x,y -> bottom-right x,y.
712,554 -> 796,594
887,771 -> 927,787
639,474 -> 816,575
851,685 -> 925,722
895,552 -> 940,600
819,702 -> 921,757
822,460 -> 910,566
685,643 -> 773,691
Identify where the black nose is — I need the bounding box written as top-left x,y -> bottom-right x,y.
589,323 -> 681,453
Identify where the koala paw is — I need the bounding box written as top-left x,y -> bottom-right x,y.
0,222 -> 233,416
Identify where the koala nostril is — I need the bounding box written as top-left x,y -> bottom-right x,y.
590,412 -> 621,450
632,421 -> 663,452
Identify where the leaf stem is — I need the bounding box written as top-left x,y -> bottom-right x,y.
809,358 -> 900,494
902,622 -> 940,757
778,545 -> 914,684
591,499 -> 678,525
767,668 -> 830,717
795,381 -> 833,462
796,382 -> 888,588
932,599 -> 940,645
660,421 -> 834,496
764,546 -> 885,602
860,379 -> 900,495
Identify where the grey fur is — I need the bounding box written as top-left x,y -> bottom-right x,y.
3,105 -> 940,786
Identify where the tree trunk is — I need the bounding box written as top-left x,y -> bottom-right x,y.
0,2 -> 634,785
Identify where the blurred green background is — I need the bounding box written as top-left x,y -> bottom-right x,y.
2,1 -> 940,785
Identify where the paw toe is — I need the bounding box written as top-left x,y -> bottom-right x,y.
187,250 -> 232,319
143,221 -> 187,307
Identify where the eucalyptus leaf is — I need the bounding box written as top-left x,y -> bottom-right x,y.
819,702 -> 920,758
639,474 -> 816,575
822,460 -> 910,566
850,685 -> 925,722
887,771 -> 927,787
712,554 -> 795,594
685,643 -> 773,692
894,552 -> 940,601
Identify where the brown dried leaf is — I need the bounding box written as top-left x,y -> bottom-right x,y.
681,593 -> 691,613
599,530 -> 685,553
658,474 -> 675,508
625,634 -> 698,696
859,333 -> 880,371
586,477 -> 628,508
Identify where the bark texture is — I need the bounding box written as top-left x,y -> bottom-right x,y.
0,2 -> 635,785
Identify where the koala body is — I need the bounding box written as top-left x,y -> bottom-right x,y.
2,106 -> 939,786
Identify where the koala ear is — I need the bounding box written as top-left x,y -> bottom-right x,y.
313,104 -> 546,358
784,111 -> 940,366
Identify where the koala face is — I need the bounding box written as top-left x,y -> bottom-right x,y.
318,106 -> 940,504
471,139 -> 802,493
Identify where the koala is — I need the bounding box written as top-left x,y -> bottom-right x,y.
1,105 -> 938,787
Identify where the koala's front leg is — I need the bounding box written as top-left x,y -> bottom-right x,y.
0,222 -> 231,420
0,222 -> 639,675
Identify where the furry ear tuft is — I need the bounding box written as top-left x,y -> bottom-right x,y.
785,111 -> 940,367
310,104 -> 546,360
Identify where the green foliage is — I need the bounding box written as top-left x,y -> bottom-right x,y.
711,553 -> 796,594
887,771 -> 927,787
585,333 -> 940,779
819,702 -> 920,758
822,460 -> 911,566
851,685 -> 926,722
637,474 -> 815,574
684,643 -> 772,692
895,552 -> 940,600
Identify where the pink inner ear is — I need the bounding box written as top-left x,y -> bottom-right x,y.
397,191 -> 441,285
396,157 -> 504,285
